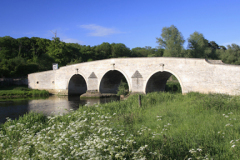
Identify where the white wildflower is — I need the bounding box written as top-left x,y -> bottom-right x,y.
197,148 -> 202,152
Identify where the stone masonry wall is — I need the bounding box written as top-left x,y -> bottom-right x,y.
28,57 -> 240,95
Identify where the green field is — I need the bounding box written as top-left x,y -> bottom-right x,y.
1,92 -> 240,159
0,86 -> 49,98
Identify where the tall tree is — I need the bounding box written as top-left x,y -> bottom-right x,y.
156,25 -> 185,57
46,37 -> 68,66
187,31 -> 209,58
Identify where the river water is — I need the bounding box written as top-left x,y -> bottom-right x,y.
0,96 -> 119,124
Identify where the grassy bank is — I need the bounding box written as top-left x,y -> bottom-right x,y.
1,92 -> 240,159
0,86 -> 49,98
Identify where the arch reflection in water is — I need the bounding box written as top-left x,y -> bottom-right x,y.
0,96 -> 119,124
28,96 -> 119,115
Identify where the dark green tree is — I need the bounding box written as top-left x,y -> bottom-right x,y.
187,32 -> 209,58
81,45 -> 95,62
95,42 -> 112,59
0,36 -> 18,59
46,37 -> 68,66
219,44 -> 240,65
111,43 -> 131,58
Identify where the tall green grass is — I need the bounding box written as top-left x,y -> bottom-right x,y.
1,92 -> 240,159
0,86 -> 49,98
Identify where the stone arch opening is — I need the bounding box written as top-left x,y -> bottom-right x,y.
100,70 -> 129,94
68,74 -> 87,95
145,71 -> 182,93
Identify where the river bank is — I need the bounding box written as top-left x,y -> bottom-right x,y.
1,92 -> 240,159
0,86 -> 49,99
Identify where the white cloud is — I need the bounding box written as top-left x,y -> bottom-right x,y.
62,38 -> 84,44
79,24 -> 122,37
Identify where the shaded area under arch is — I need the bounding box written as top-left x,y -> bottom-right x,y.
100,70 -> 128,94
68,74 -> 87,95
146,71 -> 181,93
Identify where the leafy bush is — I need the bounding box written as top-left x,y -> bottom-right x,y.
117,80 -> 128,96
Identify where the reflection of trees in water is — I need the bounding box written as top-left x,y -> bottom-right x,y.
0,96 -> 120,124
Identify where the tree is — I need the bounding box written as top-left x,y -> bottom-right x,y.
219,45 -> 227,50
46,37 -> 68,66
218,43 -> 240,65
156,25 -> 185,57
111,43 -> 131,58
17,37 -> 32,59
95,42 -> 111,59
81,45 -> 95,62
187,32 -> 220,59
31,37 -> 51,62
64,43 -> 83,64
0,36 -> 18,59
131,46 -> 164,57
209,41 -> 219,50
187,31 -> 209,58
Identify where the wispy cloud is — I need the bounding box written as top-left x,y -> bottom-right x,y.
62,38 -> 84,44
79,24 -> 122,37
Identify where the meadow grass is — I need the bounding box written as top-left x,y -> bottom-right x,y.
1,92 -> 240,159
0,86 -> 49,98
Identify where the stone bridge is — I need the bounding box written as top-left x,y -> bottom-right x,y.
28,57 -> 240,96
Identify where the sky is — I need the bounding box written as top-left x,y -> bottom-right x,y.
1,0 -> 240,49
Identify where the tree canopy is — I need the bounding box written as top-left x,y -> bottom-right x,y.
0,25 -> 239,78
187,31 -> 209,58
156,25 -> 185,57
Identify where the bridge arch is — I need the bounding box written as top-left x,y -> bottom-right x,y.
68,74 -> 87,95
99,68 -> 131,94
144,69 -> 184,94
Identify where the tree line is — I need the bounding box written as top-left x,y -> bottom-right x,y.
0,25 -> 239,78
156,25 -> 240,63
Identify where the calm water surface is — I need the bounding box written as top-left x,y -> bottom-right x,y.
0,96 -> 119,124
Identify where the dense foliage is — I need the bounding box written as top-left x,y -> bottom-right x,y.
1,25 -> 240,78
1,92 -> 240,159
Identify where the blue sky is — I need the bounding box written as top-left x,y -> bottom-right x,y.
1,0 -> 240,49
